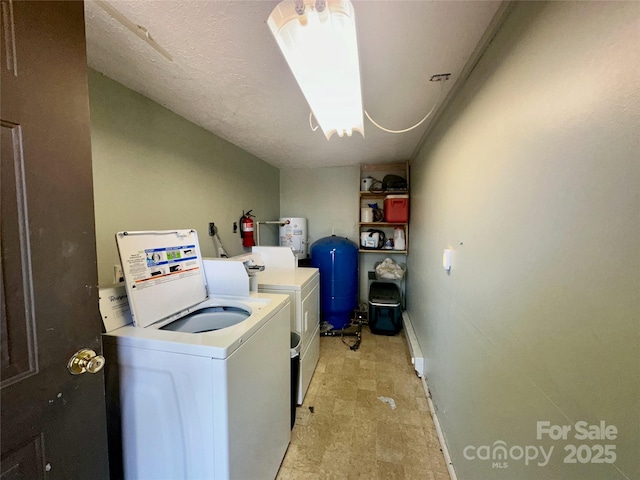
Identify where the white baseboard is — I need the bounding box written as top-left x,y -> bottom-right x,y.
401,311 -> 425,377
422,376 -> 458,480
402,312 -> 457,480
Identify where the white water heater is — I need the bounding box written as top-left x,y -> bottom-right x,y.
279,217 -> 307,259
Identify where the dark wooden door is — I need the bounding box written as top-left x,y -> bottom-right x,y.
1,1 -> 109,478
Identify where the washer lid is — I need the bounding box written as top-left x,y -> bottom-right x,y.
116,229 -> 208,328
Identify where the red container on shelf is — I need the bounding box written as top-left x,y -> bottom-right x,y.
384,195 -> 409,223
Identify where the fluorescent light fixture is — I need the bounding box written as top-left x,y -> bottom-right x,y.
268,0 -> 364,140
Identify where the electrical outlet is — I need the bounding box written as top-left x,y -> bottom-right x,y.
114,264 -> 124,283
209,222 -> 215,236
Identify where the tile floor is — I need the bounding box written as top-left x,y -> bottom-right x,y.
276,326 -> 451,480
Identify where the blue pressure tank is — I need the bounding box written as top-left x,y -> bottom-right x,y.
310,235 -> 358,330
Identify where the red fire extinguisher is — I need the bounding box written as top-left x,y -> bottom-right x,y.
239,210 -> 255,247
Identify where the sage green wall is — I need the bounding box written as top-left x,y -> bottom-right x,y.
89,70 -> 280,286
280,166 -> 359,245
407,2 -> 639,480
280,167 -> 406,303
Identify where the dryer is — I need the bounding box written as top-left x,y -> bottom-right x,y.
252,246 -> 320,404
102,230 -> 291,480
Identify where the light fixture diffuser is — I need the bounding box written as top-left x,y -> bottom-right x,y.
268,0 -> 364,140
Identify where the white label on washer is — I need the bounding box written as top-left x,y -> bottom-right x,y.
123,244 -> 200,289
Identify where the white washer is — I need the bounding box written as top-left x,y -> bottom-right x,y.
103,230 -> 291,480
252,246 -> 320,405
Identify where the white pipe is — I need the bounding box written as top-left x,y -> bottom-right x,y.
256,220 -> 289,246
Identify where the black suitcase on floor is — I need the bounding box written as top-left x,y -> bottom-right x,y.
368,282 -> 402,335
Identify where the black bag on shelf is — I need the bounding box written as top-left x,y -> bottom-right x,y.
382,174 -> 407,191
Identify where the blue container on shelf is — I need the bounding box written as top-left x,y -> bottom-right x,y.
310,235 -> 358,330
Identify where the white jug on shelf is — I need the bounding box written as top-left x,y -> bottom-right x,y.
393,228 -> 406,251
360,207 -> 373,222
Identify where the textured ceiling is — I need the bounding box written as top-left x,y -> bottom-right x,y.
84,1 -> 504,169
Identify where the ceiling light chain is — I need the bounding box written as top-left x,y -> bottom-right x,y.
363,79 -> 447,134
272,0 -> 449,139
305,78 -> 449,136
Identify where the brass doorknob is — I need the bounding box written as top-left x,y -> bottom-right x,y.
67,349 -> 106,375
